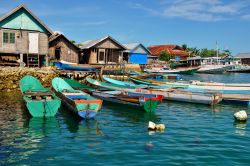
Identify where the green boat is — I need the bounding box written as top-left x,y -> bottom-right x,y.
19,75 -> 61,117
52,77 -> 103,119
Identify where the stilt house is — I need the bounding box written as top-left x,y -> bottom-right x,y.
0,4 -> 53,67
80,36 -> 126,64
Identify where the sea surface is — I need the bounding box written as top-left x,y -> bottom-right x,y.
0,73 -> 250,166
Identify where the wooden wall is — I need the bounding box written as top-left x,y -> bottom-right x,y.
0,28 -> 48,55
241,58 -> 250,65
49,36 -> 79,63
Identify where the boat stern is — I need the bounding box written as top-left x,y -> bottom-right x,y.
78,110 -> 97,119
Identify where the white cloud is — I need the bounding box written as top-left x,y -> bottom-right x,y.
128,3 -> 158,15
129,0 -> 250,22
242,14 -> 250,20
208,3 -> 245,14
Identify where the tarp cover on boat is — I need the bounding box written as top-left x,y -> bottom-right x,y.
129,53 -> 147,64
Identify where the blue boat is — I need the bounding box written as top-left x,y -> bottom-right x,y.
54,62 -> 97,71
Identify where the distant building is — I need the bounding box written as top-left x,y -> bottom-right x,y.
148,45 -> 189,61
235,53 -> 250,65
80,36 -> 126,64
0,4 -> 53,67
123,43 -> 151,64
49,33 -> 80,63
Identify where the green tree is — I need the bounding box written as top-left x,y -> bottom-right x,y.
182,44 -> 187,51
158,51 -> 172,62
187,47 -> 200,56
222,49 -> 231,56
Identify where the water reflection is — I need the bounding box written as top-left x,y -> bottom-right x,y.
102,103 -> 160,123
234,121 -> 247,136
58,106 -> 103,136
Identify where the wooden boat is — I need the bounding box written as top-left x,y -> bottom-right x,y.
86,78 -> 222,105
90,90 -> 163,112
197,65 -> 232,74
103,76 -> 146,88
19,75 -> 61,117
145,67 -> 199,75
54,62 -> 97,71
52,77 -> 102,119
130,75 -> 250,92
64,78 -> 163,112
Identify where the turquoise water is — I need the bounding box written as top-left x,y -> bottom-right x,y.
0,74 -> 250,166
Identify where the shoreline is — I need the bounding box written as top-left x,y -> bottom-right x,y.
0,67 -> 58,91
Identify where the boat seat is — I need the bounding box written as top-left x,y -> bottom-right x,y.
66,95 -> 89,100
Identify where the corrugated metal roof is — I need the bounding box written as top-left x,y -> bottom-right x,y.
123,43 -> 151,54
123,43 -> 139,50
235,53 -> 250,58
80,36 -> 126,50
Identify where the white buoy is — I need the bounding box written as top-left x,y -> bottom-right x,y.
234,110 -> 248,121
148,121 -> 156,130
148,121 -> 165,131
156,124 -> 165,131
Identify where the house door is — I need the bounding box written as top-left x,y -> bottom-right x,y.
28,33 -> 39,54
55,48 -> 61,60
98,49 -> 105,64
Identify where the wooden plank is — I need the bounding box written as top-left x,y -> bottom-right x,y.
24,91 -> 51,96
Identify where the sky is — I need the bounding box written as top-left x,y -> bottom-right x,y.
0,0 -> 250,55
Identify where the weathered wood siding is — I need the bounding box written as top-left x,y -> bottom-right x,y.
88,49 -> 97,64
0,28 -> 48,55
97,39 -> 121,49
49,37 -> 79,63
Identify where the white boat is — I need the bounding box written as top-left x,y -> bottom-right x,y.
145,67 -> 200,75
197,65 -> 232,74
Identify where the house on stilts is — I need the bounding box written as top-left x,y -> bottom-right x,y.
0,4 -> 53,67
80,36 -> 126,65
48,33 -> 80,64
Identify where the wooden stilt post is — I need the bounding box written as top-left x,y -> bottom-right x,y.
20,53 -> 24,68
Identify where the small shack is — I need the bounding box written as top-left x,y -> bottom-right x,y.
80,36 -> 126,64
0,4 -> 53,67
235,53 -> 250,65
123,43 -> 151,64
49,33 -> 80,63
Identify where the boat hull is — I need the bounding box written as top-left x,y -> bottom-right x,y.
54,62 -> 97,71
20,75 -> 61,117
24,97 -> 61,117
145,68 -> 199,75
52,77 -> 102,119
55,91 -> 102,119
91,91 -> 160,112
86,78 -> 222,105
197,65 -> 232,74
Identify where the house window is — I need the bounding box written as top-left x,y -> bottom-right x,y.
3,32 -> 15,44
10,33 -> 15,43
3,32 -> 8,43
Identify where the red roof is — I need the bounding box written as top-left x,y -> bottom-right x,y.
148,45 -> 188,57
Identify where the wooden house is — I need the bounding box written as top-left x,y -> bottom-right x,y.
49,33 -> 80,64
235,53 -> 250,65
123,43 -> 151,64
80,36 -> 126,64
0,4 -> 53,67
148,45 -> 189,61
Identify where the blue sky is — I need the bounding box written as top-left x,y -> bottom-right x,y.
1,0 -> 250,55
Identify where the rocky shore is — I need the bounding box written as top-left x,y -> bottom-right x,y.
0,67 -> 58,91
